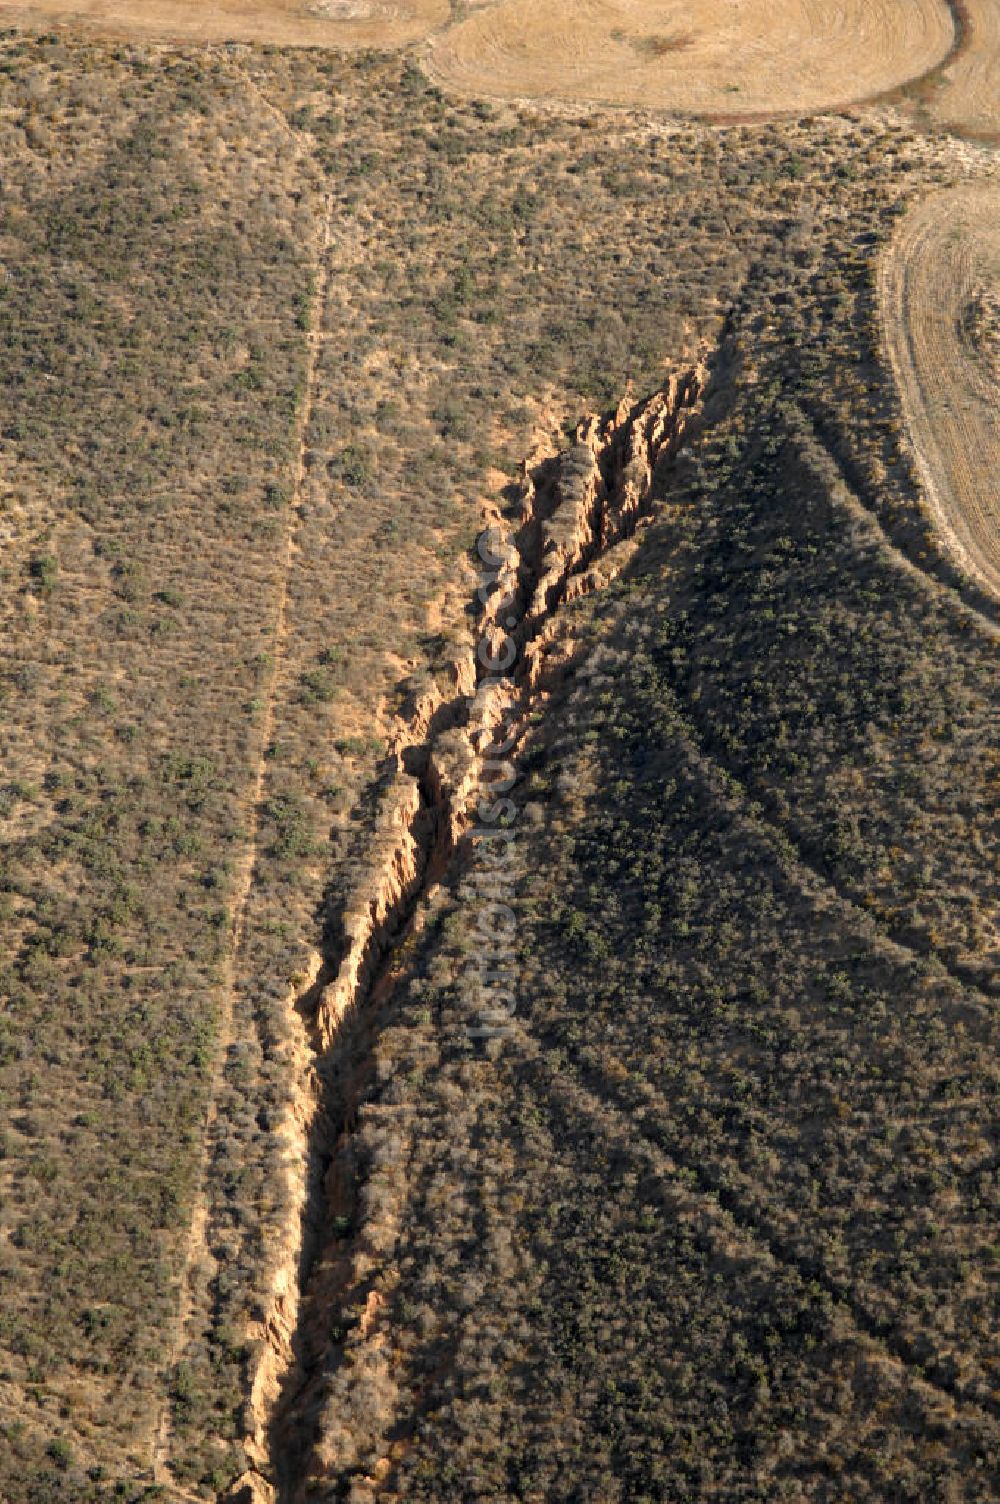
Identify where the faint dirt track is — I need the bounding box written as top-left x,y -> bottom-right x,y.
881,184 -> 1000,600
930,0 -> 1000,137
0,0 -> 447,48
423,0 -> 955,115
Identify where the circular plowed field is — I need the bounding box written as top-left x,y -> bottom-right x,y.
881,185 -> 1000,600
424,0 -> 956,115
0,0 -> 448,47
930,0 -> 1000,138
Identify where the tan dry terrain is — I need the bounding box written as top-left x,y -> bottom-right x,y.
0,0 -> 446,47
1,0 -> 985,129
424,0 -> 955,115
930,0 -> 1000,137
881,183 -> 1000,600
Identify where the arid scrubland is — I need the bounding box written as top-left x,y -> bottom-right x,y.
0,9 -> 996,1504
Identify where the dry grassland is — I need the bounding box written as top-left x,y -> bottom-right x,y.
881,183 -> 1000,600
0,0 -> 446,47
424,0 -> 955,115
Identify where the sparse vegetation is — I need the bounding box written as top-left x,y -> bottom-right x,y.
0,14 -> 995,1504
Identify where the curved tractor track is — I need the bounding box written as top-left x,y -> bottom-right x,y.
424,0 -> 956,117
929,0 -> 1000,138
881,183 -> 1000,603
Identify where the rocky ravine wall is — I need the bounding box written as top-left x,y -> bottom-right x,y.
223,363 -> 706,1503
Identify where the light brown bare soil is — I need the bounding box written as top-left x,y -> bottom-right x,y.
0,0 -> 446,47
880,183 -> 1000,601
424,0 -> 955,116
929,0 -> 1000,137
